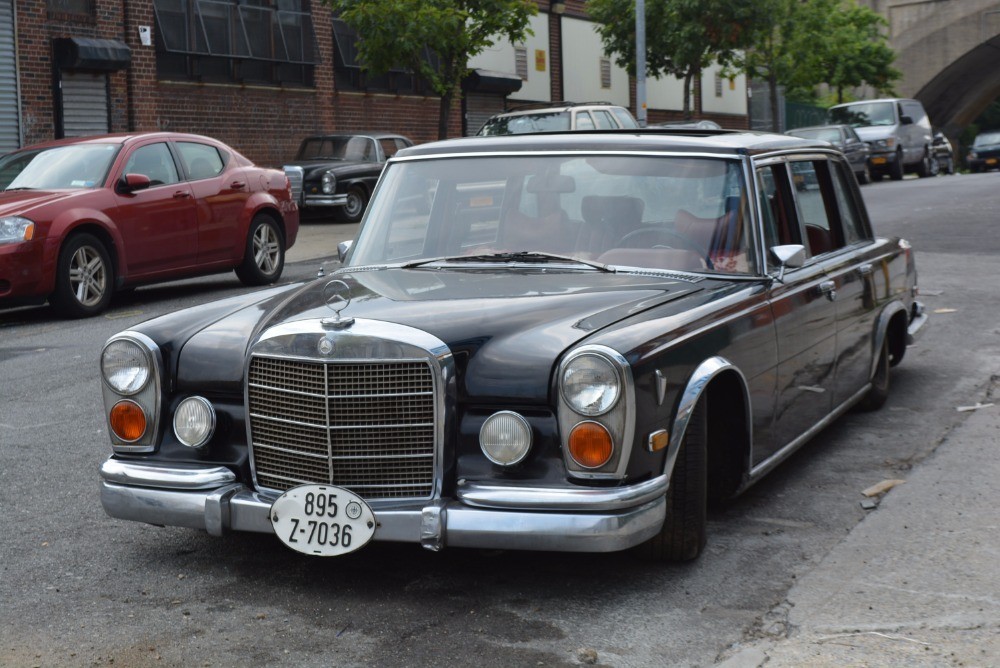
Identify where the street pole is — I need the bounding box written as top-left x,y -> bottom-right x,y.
636,0 -> 647,127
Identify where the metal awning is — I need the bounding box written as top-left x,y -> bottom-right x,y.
463,69 -> 523,95
53,37 -> 131,72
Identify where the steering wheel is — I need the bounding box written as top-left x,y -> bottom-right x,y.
615,227 -> 713,269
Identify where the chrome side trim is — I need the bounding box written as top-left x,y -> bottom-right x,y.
746,383 -> 869,483
100,459 -> 236,490
456,474 -> 668,511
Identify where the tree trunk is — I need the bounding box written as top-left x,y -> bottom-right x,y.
682,72 -> 693,119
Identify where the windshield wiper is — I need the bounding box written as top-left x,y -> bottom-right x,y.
4,187 -> 35,191
402,251 -> 615,272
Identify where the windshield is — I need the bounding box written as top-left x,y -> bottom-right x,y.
973,132 -> 1000,147
0,143 -> 119,190
296,136 -> 376,161
478,112 -> 572,136
830,102 -> 896,128
350,153 -> 756,275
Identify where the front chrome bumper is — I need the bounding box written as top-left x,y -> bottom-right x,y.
302,194 -> 348,208
99,459 -> 666,553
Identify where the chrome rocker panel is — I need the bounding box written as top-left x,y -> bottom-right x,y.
100,459 -> 666,553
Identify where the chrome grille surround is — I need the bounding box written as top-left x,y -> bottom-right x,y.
282,165 -> 305,205
246,318 -> 452,506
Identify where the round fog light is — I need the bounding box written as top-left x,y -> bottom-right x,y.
174,396 -> 216,448
479,411 -> 532,466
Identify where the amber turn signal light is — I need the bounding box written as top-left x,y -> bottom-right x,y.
568,421 -> 613,469
110,400 -> 147,442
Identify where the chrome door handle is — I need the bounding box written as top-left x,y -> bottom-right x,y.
819,280 -> 837,301
172,191 -> 191,199
858,263 -> 874,276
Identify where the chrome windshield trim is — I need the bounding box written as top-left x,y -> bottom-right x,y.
456,474 -> 668,512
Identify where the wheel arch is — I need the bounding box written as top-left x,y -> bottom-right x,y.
872,301 -> 910,375
51,221 -> 121,292
665,356 -> 753,503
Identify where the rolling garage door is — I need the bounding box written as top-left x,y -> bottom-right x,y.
0,0 -> 19,152
59,71 -> 110,137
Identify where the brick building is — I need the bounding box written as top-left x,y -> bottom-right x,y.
0,0 -> 748,169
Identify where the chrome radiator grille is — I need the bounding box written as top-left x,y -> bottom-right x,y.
247,355 -> 436,499
282,165 -> 304,205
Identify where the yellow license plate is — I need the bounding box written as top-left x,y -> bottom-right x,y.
871,157 -> 887,165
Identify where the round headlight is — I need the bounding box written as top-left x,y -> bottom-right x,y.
479,411 -> 532,466
561,353 -> 621,416
173,396 -> 216,448
102,339 -> 151,395
321,171 -> 336,194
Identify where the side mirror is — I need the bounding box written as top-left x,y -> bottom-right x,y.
117,173 -> 151,194
900,115 -> 914,126
337,239 -> 354,263
770,244 -> 806,283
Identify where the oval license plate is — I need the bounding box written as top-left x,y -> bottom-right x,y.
270,484 -> 376,557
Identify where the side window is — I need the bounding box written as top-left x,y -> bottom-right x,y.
829,161 -> 870,245
176,142 -> 225,180
756,163 -> 800,255
393,138 -> 411,153
789,159 -> 846,257
379,138 -> 398,159
574,112 -> 596,130
123,143 -> 179,187
593,110 -> 616,130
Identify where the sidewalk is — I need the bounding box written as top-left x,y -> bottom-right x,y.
719,401 -> 1000,667
287,219 -> 358,264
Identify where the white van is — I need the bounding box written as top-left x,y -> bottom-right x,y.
829,98 -> 934,181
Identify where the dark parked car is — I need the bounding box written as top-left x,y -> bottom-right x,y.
282,132 -> 412,223
0,132 -> 299,317
930,131 -> 955,175
99,130 -> 926,562
967,130 -> 1000,173
786,124 -> 871,183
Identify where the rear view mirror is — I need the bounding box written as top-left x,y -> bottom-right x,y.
770,244 -> 806,282
117,173 -> 151,194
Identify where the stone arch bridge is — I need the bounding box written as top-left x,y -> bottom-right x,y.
863,0 -> 1000,136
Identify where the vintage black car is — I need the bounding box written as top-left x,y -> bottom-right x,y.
282,132 -> 412,223
99,130 -> 927,562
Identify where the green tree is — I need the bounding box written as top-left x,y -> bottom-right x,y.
325,0 -> 537,139
819,1 -> 900,103
588,0 -> 761,119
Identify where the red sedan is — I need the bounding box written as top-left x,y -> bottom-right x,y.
0,132 -> 299,317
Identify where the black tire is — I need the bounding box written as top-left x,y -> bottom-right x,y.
50,233 -> 114,318
635,395 -> 708,562
889,152 -> 904,181
857,336 -> 890,411
857,163 -> 871,184
235,214 -> 285,286
871,172 -> 884,182
335,187 -> 367,223
944,157 -> 955,175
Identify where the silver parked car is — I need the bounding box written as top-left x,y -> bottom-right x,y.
786,124 -> 872,184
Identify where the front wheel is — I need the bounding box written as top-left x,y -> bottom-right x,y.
235,214 -> 285,286
335,187 -> 367,223
51,233 -> 114,318
889,153 -> 904,180
635,395 -> 708,562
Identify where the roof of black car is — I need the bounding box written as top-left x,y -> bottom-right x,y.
396,129 -> 827,159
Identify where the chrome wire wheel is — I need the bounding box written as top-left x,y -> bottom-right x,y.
68,244 -> 108,307
252,222 -> 280,275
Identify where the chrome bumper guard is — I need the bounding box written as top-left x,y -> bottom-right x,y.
907,300 -> 928,345
100,459 -> 666,553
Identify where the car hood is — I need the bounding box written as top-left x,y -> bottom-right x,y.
0,188 -> 94,217
174,268 -> 705,402
284,159 -> 380,180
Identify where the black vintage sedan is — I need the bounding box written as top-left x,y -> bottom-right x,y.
99,130 -> 927,562
282,132 -> 412,223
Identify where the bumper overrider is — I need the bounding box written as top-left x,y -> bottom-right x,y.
99,459 -> 667,553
